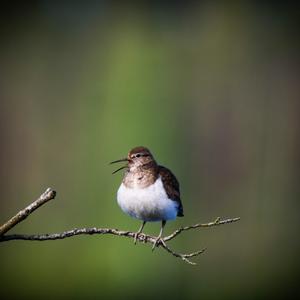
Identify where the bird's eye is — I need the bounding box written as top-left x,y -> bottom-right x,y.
136,154 -> 141,158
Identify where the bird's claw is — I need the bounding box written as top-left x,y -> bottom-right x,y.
133,232 -> 139,244
152,237 -> 166,251
134,232 -> 145,244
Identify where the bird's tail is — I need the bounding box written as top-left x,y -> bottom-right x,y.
177,203 -> 184,217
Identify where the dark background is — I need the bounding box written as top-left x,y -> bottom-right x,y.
1,1 -> 299,299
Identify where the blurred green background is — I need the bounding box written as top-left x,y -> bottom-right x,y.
1,1 -> 299,299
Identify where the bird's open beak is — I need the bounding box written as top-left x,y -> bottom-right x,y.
110,158 -> 128,164
110,158 -> 129,174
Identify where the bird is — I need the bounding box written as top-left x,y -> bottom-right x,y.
110,146 -> 183,250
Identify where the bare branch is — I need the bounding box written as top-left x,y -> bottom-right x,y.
0,188 -> 56,236
161,243 -> 206,265
0,188 -> 240,265
0,218 -> 239,265
164,216 -> 241,242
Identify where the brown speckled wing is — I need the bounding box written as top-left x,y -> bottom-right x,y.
159,165 -> 184,217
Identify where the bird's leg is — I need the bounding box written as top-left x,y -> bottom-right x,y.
152,220 -> 166,251
134,221 -> 146,244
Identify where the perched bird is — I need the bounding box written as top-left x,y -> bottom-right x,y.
110,146 -> 183,250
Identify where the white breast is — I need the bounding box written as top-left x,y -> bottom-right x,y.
117,177 -> 178,222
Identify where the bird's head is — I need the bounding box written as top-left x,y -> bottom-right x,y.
110,146 -> 155,174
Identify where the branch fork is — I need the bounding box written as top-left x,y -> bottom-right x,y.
0,188 -> 240,265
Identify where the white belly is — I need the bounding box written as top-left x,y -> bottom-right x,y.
117,177 -> 178,222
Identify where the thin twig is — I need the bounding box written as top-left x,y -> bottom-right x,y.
164,216 -> 241,242
0,188 -> 56,236
162,243 -> 206,265
0,188 -> 240,265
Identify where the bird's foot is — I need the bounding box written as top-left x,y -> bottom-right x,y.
133,232 -> 144,244
140,233 -> 147,243
152,237 -> 166,251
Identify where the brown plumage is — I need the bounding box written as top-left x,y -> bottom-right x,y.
158,166 -> 184,217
